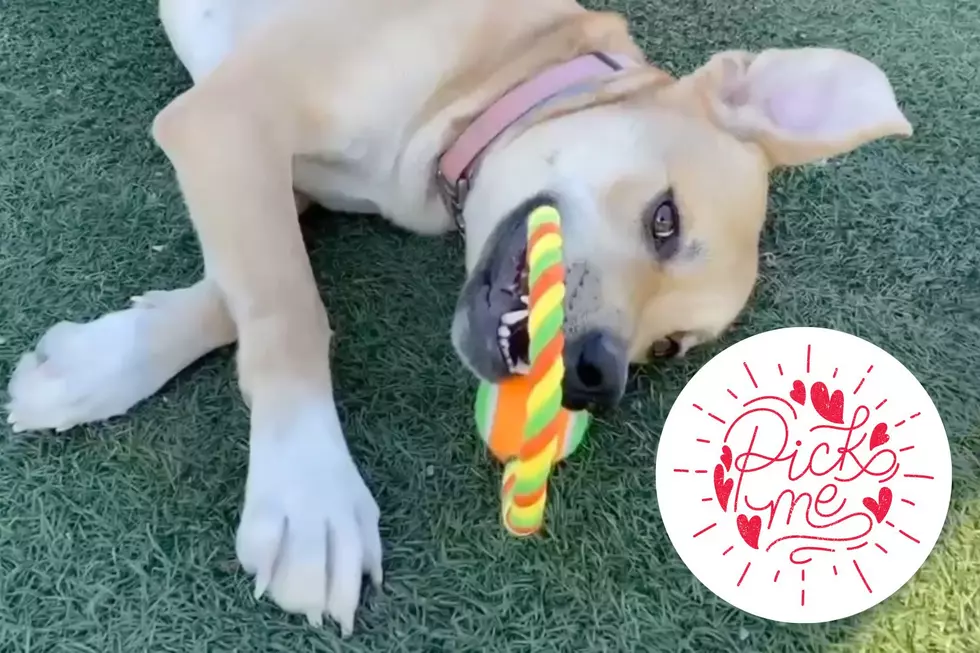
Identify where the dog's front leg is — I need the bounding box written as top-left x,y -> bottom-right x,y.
153,94 -> 381,635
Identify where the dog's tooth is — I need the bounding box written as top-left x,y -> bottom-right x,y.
520,294 -> 529,305
498,325 -> 511,338
501,309 -> 528,325
513,361 -> 530,375
501,346 -> 515,370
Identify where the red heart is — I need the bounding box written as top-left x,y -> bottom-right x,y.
713,464 -> 733,512
720,445 -> 733,472
862,487 -> 893,523
737,514 -> 762,550
810,382 -> 844,424
870,422 -> 890,450
789,380 -> 806,406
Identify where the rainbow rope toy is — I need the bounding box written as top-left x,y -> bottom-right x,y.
474,204 -> 592,536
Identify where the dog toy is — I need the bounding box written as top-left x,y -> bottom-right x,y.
474,204 -> 592,536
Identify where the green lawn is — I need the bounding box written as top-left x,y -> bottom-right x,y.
2,0 -> 979,651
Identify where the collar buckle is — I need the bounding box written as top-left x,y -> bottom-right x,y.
437,169 -> 469,234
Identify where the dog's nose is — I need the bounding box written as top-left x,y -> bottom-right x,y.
562,330 -> 628,412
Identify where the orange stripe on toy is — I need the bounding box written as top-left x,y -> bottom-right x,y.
529,267 -> 563,305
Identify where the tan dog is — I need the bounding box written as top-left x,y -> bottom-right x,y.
5,0 -> 912,635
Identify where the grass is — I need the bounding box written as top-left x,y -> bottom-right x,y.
1,0 -> 979,651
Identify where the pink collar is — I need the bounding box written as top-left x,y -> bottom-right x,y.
436,52 -> 638,231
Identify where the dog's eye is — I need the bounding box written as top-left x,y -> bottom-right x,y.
648,337 -> 680,359
651,200 -> 677,239
645,192 -> 680,256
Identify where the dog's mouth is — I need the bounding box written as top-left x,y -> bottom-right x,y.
451,195 -> 557,382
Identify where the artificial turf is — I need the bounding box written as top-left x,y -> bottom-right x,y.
1,0 -> 979,651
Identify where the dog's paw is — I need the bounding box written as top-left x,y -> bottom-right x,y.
237,400 -> 382,636
5,300 -> 174,433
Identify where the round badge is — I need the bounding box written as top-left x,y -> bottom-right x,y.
655,327 -> 952,624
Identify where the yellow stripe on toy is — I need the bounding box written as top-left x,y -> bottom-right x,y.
473,203 -> 592,536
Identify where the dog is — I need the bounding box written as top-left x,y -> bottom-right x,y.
5,0 -> 912,636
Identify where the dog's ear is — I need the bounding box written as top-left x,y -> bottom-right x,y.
693,47 -> 912,167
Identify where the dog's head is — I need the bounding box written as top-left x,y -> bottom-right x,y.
451,47 -> 911,412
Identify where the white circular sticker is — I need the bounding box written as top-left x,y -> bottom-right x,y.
656,327 -> 952,624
